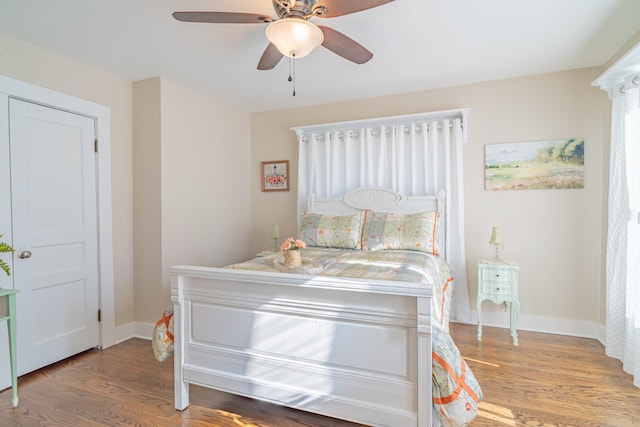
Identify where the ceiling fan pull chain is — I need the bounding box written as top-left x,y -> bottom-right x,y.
288,54 -> 296,96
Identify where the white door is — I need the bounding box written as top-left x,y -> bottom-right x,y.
9,98 -> 100,375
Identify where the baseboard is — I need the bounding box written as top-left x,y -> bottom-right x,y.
114,321 -> 154,344
455,310 -> 605,344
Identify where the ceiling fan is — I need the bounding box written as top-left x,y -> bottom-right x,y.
172,0 -> 395,70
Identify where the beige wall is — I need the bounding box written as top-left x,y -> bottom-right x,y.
0,32 -> 135,327
133,77 -> 253,323
132,78 -> 163,324
0,31 -> 256,328
0,28 -> 623,336
251,67 -> 610,334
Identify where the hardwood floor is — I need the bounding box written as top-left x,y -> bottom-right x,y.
450,323 -> 640,427
1,323 -> 638,426
1,338 -> 363,427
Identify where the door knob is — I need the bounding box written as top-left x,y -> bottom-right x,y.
18,250 -> 32,259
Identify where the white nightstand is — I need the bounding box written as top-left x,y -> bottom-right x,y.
477,260 -> 520,345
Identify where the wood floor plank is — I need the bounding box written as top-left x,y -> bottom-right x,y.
1,324 -> 639,426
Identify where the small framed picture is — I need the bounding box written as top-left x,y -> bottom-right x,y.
261,160 -> 289,192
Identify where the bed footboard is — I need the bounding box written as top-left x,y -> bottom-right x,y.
170,265 -> 433,427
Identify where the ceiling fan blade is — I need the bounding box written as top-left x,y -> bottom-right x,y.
318,26 -> 373,64
172,11 -> 273,24
314,0 -> 394,18
257,43 -> 284,70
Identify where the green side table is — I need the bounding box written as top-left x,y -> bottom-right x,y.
0,288 -> 18,407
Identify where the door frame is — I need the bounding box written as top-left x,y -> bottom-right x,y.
0,74 -> 115,348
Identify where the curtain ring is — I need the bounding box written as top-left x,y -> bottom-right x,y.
620,76 -> 639,93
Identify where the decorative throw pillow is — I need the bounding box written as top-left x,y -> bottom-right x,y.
299,211 -> 366,250
362,211 -> 440,255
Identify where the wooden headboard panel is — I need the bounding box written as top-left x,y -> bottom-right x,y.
307,187 -> 448,260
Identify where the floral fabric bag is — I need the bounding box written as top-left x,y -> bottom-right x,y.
152,303 -> 174,362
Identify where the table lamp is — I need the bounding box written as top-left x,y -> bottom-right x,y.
489,226 -> 504,260
271,225 -> 281,252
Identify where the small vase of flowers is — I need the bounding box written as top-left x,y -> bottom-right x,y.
280,237 -> 306,268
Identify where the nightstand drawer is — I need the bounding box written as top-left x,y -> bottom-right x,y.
480,267 -> 517,282
480,280 -> 514,297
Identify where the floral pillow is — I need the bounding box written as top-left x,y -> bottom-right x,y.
299,211 -> 366,250
362,211 -> 440,255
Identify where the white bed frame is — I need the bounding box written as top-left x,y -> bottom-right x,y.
170,188 -> 447,427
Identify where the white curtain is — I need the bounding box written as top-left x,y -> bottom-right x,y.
295,111 -> 471,323
606,73 -> 640,388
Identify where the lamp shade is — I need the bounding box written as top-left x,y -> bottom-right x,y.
489,226 -> 503,245
266,18 -> 324,58
271,224 -> 281,239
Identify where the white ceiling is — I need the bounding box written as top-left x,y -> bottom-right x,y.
0,0 -> 638,113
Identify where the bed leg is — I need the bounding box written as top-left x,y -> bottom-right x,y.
417,296 -> 432,427
172,275 -> 189,410
175,378 -> 190,411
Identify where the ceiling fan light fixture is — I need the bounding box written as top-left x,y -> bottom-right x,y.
266,18 -> 324,58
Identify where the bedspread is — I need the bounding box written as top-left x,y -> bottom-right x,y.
227,248 -> 453,331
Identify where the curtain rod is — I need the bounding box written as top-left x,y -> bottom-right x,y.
291,108 -> 469,137
305,122 -> 452,140
619,75 -> 640,94
592,40 -> 640,98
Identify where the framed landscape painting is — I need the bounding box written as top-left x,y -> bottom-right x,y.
261,160 -> 289,192
485,138 -> 584,191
